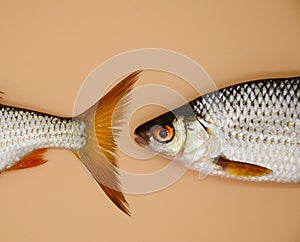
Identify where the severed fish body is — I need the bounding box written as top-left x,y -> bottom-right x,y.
0,71 -> 142,215
135,76 -> 300,182
0,107 -> 85,170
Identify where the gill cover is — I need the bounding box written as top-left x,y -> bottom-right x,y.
134,104 -> 213,163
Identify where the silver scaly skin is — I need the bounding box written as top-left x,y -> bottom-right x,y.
135,76 -> 300,183
190,77 -> 300,182
0,105 -> 86,171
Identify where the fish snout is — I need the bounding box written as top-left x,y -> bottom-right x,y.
134,136 -> 148,146
134,124 -> 150,146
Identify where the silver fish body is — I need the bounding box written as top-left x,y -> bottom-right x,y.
135,76 -> 300,182
0,105 -> 85,170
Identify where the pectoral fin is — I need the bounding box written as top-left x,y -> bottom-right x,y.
214,156 -> 272,177
6,149 -> 48,171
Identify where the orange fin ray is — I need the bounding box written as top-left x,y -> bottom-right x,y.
99,183 -> 130,215
6,148 -> 48,171
215,156 -> 272,177
75,71 -> 142,215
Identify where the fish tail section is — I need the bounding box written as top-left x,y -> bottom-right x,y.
73,71 -> 142,215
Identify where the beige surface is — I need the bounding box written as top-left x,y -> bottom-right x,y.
0,1 -> 300,242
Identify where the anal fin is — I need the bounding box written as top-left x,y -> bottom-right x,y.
214,156 -> 272,177
6,148 -> 48,171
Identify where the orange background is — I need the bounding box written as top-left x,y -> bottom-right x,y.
0,1 -> 300,242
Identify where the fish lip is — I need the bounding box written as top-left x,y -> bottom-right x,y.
134,124 -> 150,146
134,136 -> 149,146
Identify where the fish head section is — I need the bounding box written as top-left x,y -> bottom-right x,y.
134,104 -> 221,166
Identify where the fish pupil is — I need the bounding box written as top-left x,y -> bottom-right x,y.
150,124 -> 175,143
159,129 -> 167,138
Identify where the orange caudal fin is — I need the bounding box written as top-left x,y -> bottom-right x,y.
74,71 -> 142,215
6,148 -> 48,171
215,156 -> 272,177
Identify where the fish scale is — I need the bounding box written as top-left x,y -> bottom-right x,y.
189,77 -> 300,182
0,105 -> 86,170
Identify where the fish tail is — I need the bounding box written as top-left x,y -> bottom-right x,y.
73,71 -> 142,215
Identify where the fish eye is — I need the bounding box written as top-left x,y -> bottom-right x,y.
150,124 -> 175,143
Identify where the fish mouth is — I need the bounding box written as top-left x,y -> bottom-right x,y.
134,123 -> 151,146
134,136 -> 149,146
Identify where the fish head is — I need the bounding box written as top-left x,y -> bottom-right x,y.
134,105 -> 221,167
